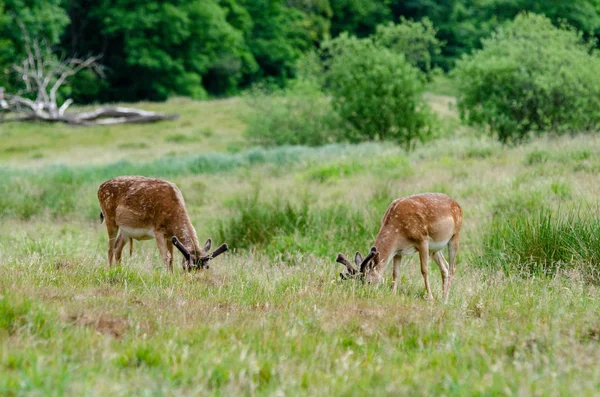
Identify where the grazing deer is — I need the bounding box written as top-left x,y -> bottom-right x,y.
98,176 -> 228,272
336,193 -> 462,301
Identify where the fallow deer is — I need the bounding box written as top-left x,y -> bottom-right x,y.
336,193 -> 462,301
97,176 -> 228,272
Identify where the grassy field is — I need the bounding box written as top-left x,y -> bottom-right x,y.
1,91 -> 600,395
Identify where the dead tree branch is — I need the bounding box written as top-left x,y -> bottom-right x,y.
1,24 -> 178,125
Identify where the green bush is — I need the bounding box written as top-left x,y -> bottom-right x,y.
455,13 -> 600,143
323,34 -> 434,149
245,79 -> 343,146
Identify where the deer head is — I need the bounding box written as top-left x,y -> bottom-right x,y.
336,246 -> 379,282
172,237 -> 229,271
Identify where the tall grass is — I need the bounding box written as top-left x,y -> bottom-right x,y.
477,207 -> 600,282
215,191 -> 381,258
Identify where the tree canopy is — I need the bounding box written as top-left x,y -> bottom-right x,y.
2,0 -> 600,102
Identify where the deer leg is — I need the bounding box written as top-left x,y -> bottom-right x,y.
418,241 -> 433,301
392,255 -> 402,294
155,232 -> 172,273
114,233 -> 128,264
432,251 -> 450,303
448,233 -> 460,287
166,238 -> 174,273
129,238 -> 134,257
105,221 -> 119,268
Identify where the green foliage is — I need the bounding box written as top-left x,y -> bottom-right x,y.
73,0 -> 257,101
374,17 -> 443,74
329,0 -> 392,37
323,34 -> 434,148
0,0 -> 69,90
393,0 -> 600,70
455,13 -> 600,143
244,79 -> 342,147
479,207 -> 600,283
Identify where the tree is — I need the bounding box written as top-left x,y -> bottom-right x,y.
63,0 -> 257,101
455,13 -> 600,143
322,34 -> 433,148
238,0 -> 319,87
374,17 -> 443,74
329,0 -> 392,37
0,0 -> 70,90
1,26 -> 177,125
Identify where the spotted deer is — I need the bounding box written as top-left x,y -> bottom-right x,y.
336,193 -> 462,301
98,176 -> 228,272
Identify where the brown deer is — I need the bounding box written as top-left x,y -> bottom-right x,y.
336,193 -> 462,301
98,176 -> 228,272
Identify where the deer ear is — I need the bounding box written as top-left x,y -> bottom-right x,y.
203,238 -> 212,252
354,252 -> 363,266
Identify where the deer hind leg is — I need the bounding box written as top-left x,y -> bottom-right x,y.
418,241 -> 433,301
448,233 -> 460,287
392,255 -> 402,294
155,232 -> 173,273
129,238 -> 134,257
114,233 -> 128,264
105,221 -> 119,268
432,251 -> 450,303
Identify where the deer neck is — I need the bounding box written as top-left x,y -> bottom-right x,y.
175,221 -> 202,255
372,231 -> 397,273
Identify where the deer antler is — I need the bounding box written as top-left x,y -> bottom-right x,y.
336,253 -> 357,276
359,247 -> 378,273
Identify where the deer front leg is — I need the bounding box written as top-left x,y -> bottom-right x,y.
166,238 -> 174,273
155,232 -> 173,273
392,255 -> 402,294
418,241 -> 433,301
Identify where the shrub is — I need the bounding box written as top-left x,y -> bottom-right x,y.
455,13 -> 600,143
477,207 -> 600,283
323,34 -> 434,149
245,79 -> 343,146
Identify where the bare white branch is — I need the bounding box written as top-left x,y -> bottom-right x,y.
3,24 -> 177,125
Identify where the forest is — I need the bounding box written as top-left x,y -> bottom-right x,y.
2,0 -> 600,102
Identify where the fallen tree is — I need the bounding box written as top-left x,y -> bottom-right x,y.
0,25 -> 178,125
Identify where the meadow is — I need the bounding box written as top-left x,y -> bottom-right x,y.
1,90 -> 600,396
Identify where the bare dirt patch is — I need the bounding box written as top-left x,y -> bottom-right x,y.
66,312 -> 129,338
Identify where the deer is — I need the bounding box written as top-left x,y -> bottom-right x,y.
336,193 -> 462,301
97,176 -> 228,272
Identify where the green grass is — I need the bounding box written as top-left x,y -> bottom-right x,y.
0,97 -> 248,166
478,206 -> 600,282
1,94 -> 600,395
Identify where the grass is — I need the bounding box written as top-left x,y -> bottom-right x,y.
479,206 -> 600,282
0,97 -> 248,166
1,93 -> 600,395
